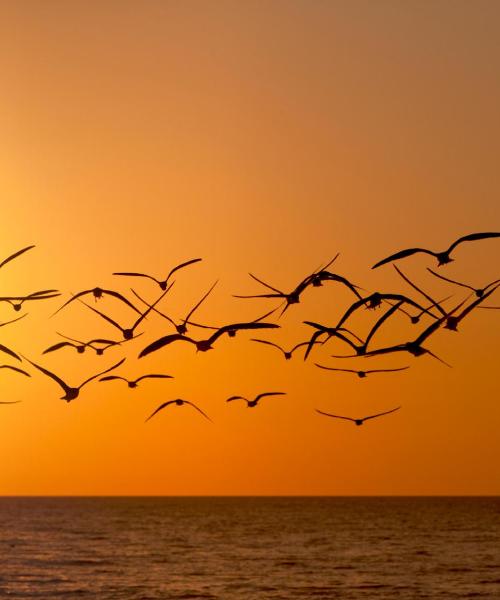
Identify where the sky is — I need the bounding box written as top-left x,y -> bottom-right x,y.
0,0 -> 499,495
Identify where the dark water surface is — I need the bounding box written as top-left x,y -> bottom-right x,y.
0,497 -> 498,599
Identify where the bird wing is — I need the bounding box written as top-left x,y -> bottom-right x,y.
22,357 -> 71,394
131,288 -> 177,327
165,258 -> 202,282
135,374 -> 173,383
363,406 -> 401,421
207,322 -> 279,346
0,245 -> 35,269
393,265 -> 447,316
184,280 -> 218,323
52,290 -> 95,315
42,341 -> 75,354
101,289 -> 142,314
254,392 -> 286,402
226,396 -> 247,402
79,300 -> 123,331
250,339 -> 283,352
132,283 -> 174,329
185,400 -> 212,421
0,365 -> 30,376
364,301 -> 404,348
138,334 -> 195,358
372,248 -> 436,269
79,358 -> 126,389
367,367 -> 410,374
113,271 -> 160,285
452,284 -> 500,324
0,344 -> 21,362
426,268 -> 473,292
447,232 -> 500,254
248,273 -> 284,294
0,313 -> 28,329
315,364 -> 356,374
98,375 -> 124,382
145,400 -> 177,422
315,409 -> 355,422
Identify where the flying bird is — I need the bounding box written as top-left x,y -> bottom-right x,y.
80,284 -> 172,340
372,232 -> 500,269
427,268 -> 500,299
0,290 -> 60,312
443,284 -> 500,331
132,280 -> 218,335
42,333 -> 127,356
52,288 -> 141,316
316,406 -> 401,426
22,356 -> 125,402
0,245 -> 35,270
226,392 -> 286,407
315,364 -> 409,378
250,338 -> 322,360
145,399 -> 211,422
99,373 -> 173,388
139,321 -> 280,357
113,258 -> 202,291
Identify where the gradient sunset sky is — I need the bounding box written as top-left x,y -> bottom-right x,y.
0,1 -> 499,495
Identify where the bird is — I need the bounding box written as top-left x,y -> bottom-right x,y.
52,287 -> 141,316
42,333 -> 127,356
132,280 -> 218,335
233,256 -> 339,316
99,373 -> 173,388
0,401 -> 22,405
250,338 -> 322,360
305,267 -> 363,299
226,392 -> 286,407
113,258 -> 202,291
313,301 -> 406,359
316,406 -> 401,426
315,364 -> 409,378
21,356 -> 126,402
372,232 -> 500,269
385,295 -> 452,325
145,399 -> 211,422
139,321 -> 280,357
80,284 -> 172,340
0,290 -> 60,311
0,365 -> 30,377
392,265 -> 449,319
302,322 -> 365,361
443,284 -> 499,331
0,245 -> 35,270
426,268 -> 500,299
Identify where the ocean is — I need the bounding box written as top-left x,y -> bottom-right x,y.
0,497 -> 498,599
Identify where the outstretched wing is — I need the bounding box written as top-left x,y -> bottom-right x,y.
42,341 -> 76,354
79,358 -> 126,388
447,232 -> 500,254
139,334 -> 195,358
315,409 -> 355,422
254,392 -> 286,402
22,357 -> 71,394
372,248 -> 436,269
0,245 -> 35,269
185,400 -> 212,421
363,406 -> 401,421
135,374 -> 173,383
145,400 -> 177,422
165,258 -> 202,282
0,365 -> 30,377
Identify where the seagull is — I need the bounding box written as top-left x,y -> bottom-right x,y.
427,268 -> 500,299
42,333 -> 128,356
132,280 -> 218,335
139,321 -> 280,357
372,232 -> 500,269
0,245 -> 35,270
226,392 -> 286,407
80,284 -> 172,340
316,406 -> 401,426
22,356 -> 125,402
0,290 -> 60,311
302,322 -> 365,361
250,338 -> 321,360
315,364 -> 409,378
99,373 -> 173,388
52,288 -> 141,316
443,284 -> 499,331
145,398 -> 211,422
113,258 -> 202,291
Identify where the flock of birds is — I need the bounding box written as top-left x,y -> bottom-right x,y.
0,232 -> 499,427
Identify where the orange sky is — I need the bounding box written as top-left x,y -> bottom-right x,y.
0,1 -> 499,495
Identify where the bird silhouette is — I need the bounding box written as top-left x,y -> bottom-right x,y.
226,392 -> 286,407
302,322 -> 365,361
250,338 -> 322,360
0,290 -> 60,312
392,265 -> 449,320
315,364 -> 409,378
145,398 -> 211,422
0,245 -> 35,270
80,284 -> 172,340
99,373 -> 173,388
22,356 -> 126,402
426,268 -> 500,299
132,280 -> 218,335
42,333 -> 128,355
113,258 -> 202,290
0,365 -> 30,377
139,322 -> 280,357
316,406 -> 401,426
372,232 -> 500,269
52,288 -> 141,316
443,284 -> 499,331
